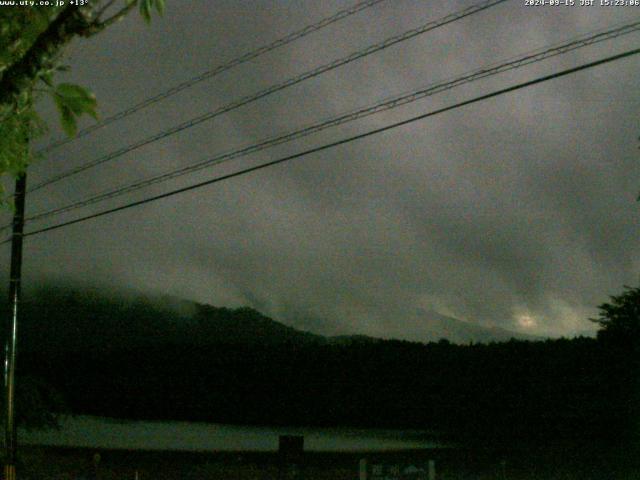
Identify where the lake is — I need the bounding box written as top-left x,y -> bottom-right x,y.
19,415 -> 442,452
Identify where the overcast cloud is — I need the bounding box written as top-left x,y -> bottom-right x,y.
1,0 -> 639,340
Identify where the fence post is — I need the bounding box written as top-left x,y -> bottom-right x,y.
359,458 -> 367,480
428,459 -> 435,480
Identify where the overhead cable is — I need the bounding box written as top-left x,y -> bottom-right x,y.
18,19 -> 640,227
29,0 -> 508,193
37,0 -> 389,155
6,46 -> 638,243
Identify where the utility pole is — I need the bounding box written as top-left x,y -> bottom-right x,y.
4,173 -> 27,480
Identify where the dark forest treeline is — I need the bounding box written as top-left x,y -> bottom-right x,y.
20,337 -> 637,445
7,285 -> 640,449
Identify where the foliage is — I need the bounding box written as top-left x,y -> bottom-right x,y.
139,0 -> 166,23
592,285 -> 640,345
0,0 -> 165,202
52,82 -> 97,136
591,285 -> 640,446
0,96 -> 47,180
0,8 -> 61,72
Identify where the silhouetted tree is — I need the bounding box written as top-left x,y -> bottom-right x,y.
592,285 -> 640,446
592,285 -> 640,346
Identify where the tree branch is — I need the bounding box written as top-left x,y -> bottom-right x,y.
90,1 -> 139,34
0,2 -> 138,110
0,6 -> 90,108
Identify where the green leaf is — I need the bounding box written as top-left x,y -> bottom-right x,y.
8,38 -> 23,53
55,83 -> 96,106
53,95 -> 77,137
54,83 -> 98,120
153,0 -> 165,15
61,106 -> 77,137
40,71 -> 54,87
140,0 -> 152,23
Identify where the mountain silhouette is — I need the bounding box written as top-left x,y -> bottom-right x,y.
14,283 -> 539,355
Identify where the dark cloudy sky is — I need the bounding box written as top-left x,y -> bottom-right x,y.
2,0 -> 639,340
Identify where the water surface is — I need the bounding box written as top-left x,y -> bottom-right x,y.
20,416 -> 441,452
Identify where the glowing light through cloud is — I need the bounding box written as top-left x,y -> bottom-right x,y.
517,314 -> 537,329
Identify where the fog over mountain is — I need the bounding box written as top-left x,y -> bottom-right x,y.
2,0 -> 637,341
15,283 -> 540,349
15,284 -> 624,443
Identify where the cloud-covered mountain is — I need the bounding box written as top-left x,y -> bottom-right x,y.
409,309 -> 541,344
13,284 -> 622,444
16,284 -> 536,354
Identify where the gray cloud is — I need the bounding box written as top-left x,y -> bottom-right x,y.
3,0 -> 639,341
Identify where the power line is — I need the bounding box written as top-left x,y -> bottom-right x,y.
28,0 -> 508,193
7,46 -> 638,244
37,0 -> 389,155
18,19 -> 640,227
